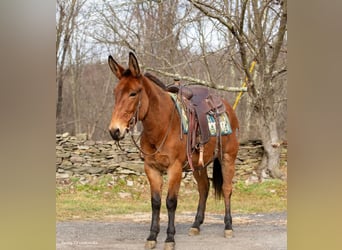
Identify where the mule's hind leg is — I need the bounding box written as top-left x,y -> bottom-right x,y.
145,165 -> 163,249
221,152 -> 236,238
189,168 -> 209,236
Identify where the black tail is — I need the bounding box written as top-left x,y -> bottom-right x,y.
212,158 -> 223,199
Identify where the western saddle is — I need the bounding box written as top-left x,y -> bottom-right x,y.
167,80 -> 226,171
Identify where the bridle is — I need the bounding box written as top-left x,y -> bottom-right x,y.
127,90 -> 142,132
114,90 -> 141,152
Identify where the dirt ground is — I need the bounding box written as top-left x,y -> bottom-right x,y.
56,212 -> 286,250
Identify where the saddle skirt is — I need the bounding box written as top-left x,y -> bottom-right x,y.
169,92 -> 232,136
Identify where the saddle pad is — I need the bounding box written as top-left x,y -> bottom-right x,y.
169,93 -> 232,136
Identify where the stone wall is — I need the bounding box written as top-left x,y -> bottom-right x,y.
56,133 -> 287,182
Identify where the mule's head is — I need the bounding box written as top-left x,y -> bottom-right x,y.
108,52 -> 146,141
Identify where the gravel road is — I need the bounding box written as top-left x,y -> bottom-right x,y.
56,212 -> 286,250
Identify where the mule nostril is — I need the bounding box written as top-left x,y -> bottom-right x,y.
109,128 -> 121,141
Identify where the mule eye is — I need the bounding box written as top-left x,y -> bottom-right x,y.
129,92 -> 137,97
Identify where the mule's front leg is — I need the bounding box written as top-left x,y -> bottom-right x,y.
145,166 -> 163,249
164,163 -> 182,250
165,194 -> 177,249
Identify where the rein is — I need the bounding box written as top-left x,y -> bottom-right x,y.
128,90 -> 177,156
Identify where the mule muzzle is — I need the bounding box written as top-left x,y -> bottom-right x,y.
109,127 -> 127,141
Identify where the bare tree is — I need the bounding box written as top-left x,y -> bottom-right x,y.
56,0 -> 86,127
188,0 -> 287,179
92,1 -> 245,89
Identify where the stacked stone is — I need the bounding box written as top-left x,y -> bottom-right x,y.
234,140 -> 264,180
56,134 -> 287,182
56,133 -> 144,178
280,142 -> 288,166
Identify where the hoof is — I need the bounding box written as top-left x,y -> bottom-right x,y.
164,242 -> 175,250
145,240 -> 157,249
224,229 -> 234,238
188,227 -> 200,236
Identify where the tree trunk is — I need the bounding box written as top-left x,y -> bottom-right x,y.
71,79 -> 81,135
56,77 -> 63,122
257,111 -> 283,180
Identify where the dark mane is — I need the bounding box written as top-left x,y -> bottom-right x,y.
122,69 -> 167,91
122,69 -> 132,77
144,72 -> 167,91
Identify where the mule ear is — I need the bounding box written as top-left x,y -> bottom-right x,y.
128,52 -> 141,78
108,55 -> 124,79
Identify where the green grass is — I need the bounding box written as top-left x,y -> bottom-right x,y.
232,179 -> 287,213
56,175 -> 287,221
